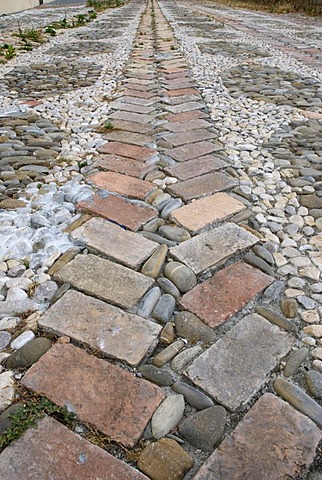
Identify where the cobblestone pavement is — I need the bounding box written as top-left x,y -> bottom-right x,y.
0,0 -> 322,478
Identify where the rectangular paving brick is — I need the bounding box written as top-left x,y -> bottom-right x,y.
98,141 -> 157,162
164,155 -> 228,181
180,261 -> 273,327
164,102 -> 205,114
110,103 -> 156,115
71,217 -> 158,269
108,120 -> 154,134
0,416 -> 149,480
92,155 -> 153,179
102,130 -> 153,147
22,344 -> 165,447
78,193 -> 157,231
87,172 -> 154,200
171,223 -> 258,274
166,88 -> 200,97
109,110 -> 155,124
165,141 -> 218,162
167,172 -> 237,201
194,393 -> 321,479
162,129 -> 215,147
39,290 -> 161,366
187,314 -> 294,411
111,95 -> 157,106
171,193 -> 245,232
164,119 -> 212,133
54,253 -> 154,308
123,89 -> 156,99
165,110 -> 208,123
163,81 -> 197,90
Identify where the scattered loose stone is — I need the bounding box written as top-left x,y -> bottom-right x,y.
164,261 -> 197,293
5,338 -> 52,370
153,340 -> 186,368
10,330 -> 35,350
179,406 -> 226,450
280,299 -> 298,318
137,287 -> 161,319
174,311 -> 216,344
138,365 -> 175,387
141,244 -> 168,279
305,370 -> 322,400
160,322 -> 175,345
0,402 -> 23,435
151,394 -> 185,439
0,332 -> 11,351
172,382 -> 214,410
284,348 -> 309,377
158,225 -> 191,242
138,438 -> 194,480
171,345 -> 203,373
255,306 -> 297,333
157,277 -> 180,298
274,378 -> 322,427
303,325 -> 322,338
244,252 -> 276,277
0,371 -> 14,412
152,294 -> 176,324
301,310 -> 320,324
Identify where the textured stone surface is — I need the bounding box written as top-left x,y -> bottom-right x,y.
39,290 -> 161,366
138,438 -> 194,480
151,394 -> 185,439
171,193 -> 245,232
87,171 -> 154,200
194,394 -> 321,480
92,154 -> 153,178
179,406 -> 226,451
174,311 -> 217,344
165,155 -> 227,181
171,223 -> 258,274
71,217 -> 158,269
180,262 -> 273,328
98,141 -> 156,162
78,194 -> 157,231
0,416 -> 148,479
187,314 -> 294,410
22,344 -> 164,447
167,172 -> 236,201
54,254 -> 154,308
165,141 -> 218,162
5,338 -> 52,369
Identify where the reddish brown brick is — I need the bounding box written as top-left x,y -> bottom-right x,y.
22,344 -> 165,447
87,172 -> 154,200
165,102 -> 205,114
165,110 -> 208,123
165,141 -> 218,162
123,89 -> 156,99
92,155 -> 153,179
164,119 -> 212,133
166,88 -> 200,97
78,194 -> 157,231
107,120 -> 153,134
180,262 -> 273,328
193,394 -> 321,479
167,172 -> 237,201
162,129 -> 215,147
110,103 -> 156,115
98,141 -> 157,162
165,155 -> 227,181
0,416 -> 149,480
102,130 -> 153,147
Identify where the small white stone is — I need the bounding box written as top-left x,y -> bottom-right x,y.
313,359 -> 322,373
0,371 -> 15,411
0,317 -> 21,331
273,253 -> 288,268
301,310 -> 320,324
302,337 -> 316,346
285,288 -> 304,298
312,348 -> 322,360
11,330 -> 35,350
299,266 -> 320,281
303,325 -> 322,338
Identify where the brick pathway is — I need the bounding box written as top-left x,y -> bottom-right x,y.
0,0 -> 322,479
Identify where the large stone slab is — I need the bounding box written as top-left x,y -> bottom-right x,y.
167,172 -> 236,201
22,344 -> 165,447
194,394 -> 321,480
171,193 -> 245,232
165,141 -> 217,162
92,154 -> 153,179
87,172 -> 154,200
180,262 -> 273,328
187,314 -> 294,411
53,254 -> 154,308
170,223 -> 258,274
71,217 -> 158,269
164,155 -> 227,181
163,129 -> 215,147
78,194 -> 157,231
39,290 -> 161,366
0,416 -> 149,479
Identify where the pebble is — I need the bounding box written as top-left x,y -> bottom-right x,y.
256,306 -> 297,333
171,345 -> 203,373
10,330 -> 35,350
161,198 -> 183,219
142,232 -> 176,247
284,347 -> 309,377
143,217 -> 165,233
157,277 -> 181,298
298,295 -> 316,310
262,281 -> 285,303
0,317 -> 21,330
153,340 -> 186,367
0,332 -> 11,351
164,261 -> 197,293
312,348 -> 322,361
141,244 -> 168,279
303,325 -> 322,338
158,226 -> 191,242
151,394 -> 185,439
175,311 -> 216,344
136,287 -> 161,318
313,360 -> 322,374
178,406 -> 226,451
0,402 -> 24,435
5,337 -> 52,369
302,337 -> 316,347
138,364 -> 175,387
0,371 -> 15,411
280,299 -> 297,318
244,252 -> 275,277
274,378 -> 322,428
152,294 -> 176,324
160,322 -> 175,345
172,381 -> 214,410
305,370 -> 322,400
253,244 -> 274,264
301,310 -> 320,324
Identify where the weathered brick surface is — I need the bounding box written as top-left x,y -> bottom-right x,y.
167,172 -> 237,201
92,154 -> 153,179
165,141 -> 217,162
187,315 -> 294,410
87,171 -> 154,200
193,394 -> 321,479
165,155 -> 227,180
39,290 -> 161,366
22,344 -> 165,447
0,416 -> 149,480
98,141 -> 156,162
180,262 -> 273,326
